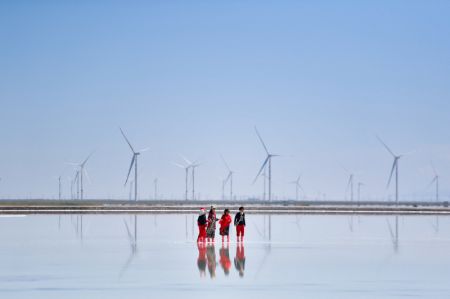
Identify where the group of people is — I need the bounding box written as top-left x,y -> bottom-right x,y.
197,206 -> 246,243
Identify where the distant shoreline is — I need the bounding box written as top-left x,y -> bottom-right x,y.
0,199 -> 449,215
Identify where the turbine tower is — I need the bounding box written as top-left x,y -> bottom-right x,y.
430,163 -> 439,202
120,128 -> 149,201
67,153 -> 93,200
221,155 -> 234,200
289,175 -> 303,201
173,161 -> 191,201
377,136 -> 409,204
253,127 -> 279,201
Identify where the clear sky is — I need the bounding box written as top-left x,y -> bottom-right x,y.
1,0 -> 449,200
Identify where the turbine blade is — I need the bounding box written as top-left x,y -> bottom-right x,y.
346,175 -> 352,192
224,172 -> 232,184
83,168 -> 91,184
138,147 -> 150,153
125,155 -> 136,186
386,159 -> 397,189
81,152 -> 94,167
172,162 -> 185,169
254,126 -> 270,155
180,155 -> 192,166
252,156 -> 270,184
376,135 -> 396,157
430,161 -> 438,176
220,154 -> 231,171
120,128 -> 136,153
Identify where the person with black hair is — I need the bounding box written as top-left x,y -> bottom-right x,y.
234,206 -> 246,242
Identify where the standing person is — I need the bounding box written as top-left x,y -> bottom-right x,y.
197,208 -> 207,243
234,206 -> 246,242
206,206 -> 218,242
219,209 -> 232,243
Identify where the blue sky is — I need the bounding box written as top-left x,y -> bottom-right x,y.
1,1 -> 449,200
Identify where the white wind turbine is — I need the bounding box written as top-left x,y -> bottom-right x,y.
120,128 -> 149,201
221,155 -> 234,200
173,161 -> 191,201
429,162 -> 439,202
182,156 -> 201,201
343,168 -> 355,202
377,136 -> 411,203
67,153 -> 93,200
289,175 -> 304,201
253,127 -> 279,202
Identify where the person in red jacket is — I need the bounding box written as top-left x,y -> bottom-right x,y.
197,208 -> 207,243
219,209 -> 232,243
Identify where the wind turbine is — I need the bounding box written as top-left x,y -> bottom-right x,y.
357,182 -> 364,202
181,156 -> 200,200
253,127 -> 279,202
377,136 -> 410,204
173,161 -> 191,201
120,128 -> 149,201
67,153 -> 93,200
289,175 -> 304,201
153,178 -> 158,200
346,173 -> 354,202
221,155 -> 234,200
429,162 -> 439,202
58,176 -> 62,200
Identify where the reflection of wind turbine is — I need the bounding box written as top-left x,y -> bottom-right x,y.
120,215 -> 137,278
386,216 -> 399,252
120,128 -> 149,201
221,155 -> 234,200
289,175 -> 304,201
377,136 -> 411,203
253,127 -> 279,202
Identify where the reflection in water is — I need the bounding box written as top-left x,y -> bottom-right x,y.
219,244 -> 231,276
197,242 -> 207,277
207,244 -> 217,278
386,216 -> 399,252
120,215 -> 138,277
234,243 -> 246,277
196,242 -> 246,278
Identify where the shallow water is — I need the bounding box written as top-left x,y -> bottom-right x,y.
0,214 -> 449,298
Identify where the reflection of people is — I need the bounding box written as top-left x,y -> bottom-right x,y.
207,206 -> 218,242
197,242 -> 207,277
219,244 -> 231,276
234,242 -> 245,277
234,206 -> 246,242
206,243 -> 217,278
197,208 -> 207,243
219,209 -> 232,243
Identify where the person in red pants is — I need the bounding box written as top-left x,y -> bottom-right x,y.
234,206 -> 246,242
197,208 -> 207,243
219,209 -> 232,243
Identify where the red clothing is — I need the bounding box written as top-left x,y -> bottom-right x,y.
236,224 -> 245,237
198,224 -> 207,241
219,214 -> 231,229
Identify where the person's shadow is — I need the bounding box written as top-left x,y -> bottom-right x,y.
234,242 -> 246,277
219,244 -> 231,276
